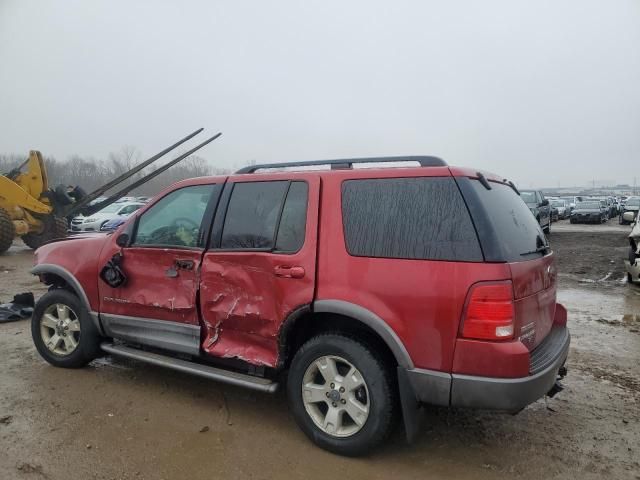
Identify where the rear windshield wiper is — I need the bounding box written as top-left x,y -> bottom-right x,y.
520,245 -> 548,256
520,235 -> 550,256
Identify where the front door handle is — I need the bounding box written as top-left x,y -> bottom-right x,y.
175,259 -> 195,270
274,265 -> 305,279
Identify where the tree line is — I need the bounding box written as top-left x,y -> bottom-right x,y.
0,147 -> 232,197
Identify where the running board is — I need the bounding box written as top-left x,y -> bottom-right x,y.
100,342 -> 278,393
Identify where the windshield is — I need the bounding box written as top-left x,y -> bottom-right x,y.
576,202 -> 601,209
626,198 -> 640,207
551,200 -> 564,207
520,191 -> 537,204
97,204 -> 122,214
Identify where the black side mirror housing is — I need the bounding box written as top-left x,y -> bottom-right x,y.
116,233 -> 129,247
540,199 -> 550,207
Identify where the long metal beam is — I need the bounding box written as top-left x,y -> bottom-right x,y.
78,132 -> 222,216
64,128 -> 204,216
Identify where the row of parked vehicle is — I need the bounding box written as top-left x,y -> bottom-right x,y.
69,196 -> 151,232
517,190 -> 640,228
565,196 -> 639,224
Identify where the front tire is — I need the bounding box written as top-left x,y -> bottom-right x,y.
287,333 -> 397,456
22,216 -> 67,250
31,289 -> 101,368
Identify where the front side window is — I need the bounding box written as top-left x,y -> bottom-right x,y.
220,181 -> 308,252
133,185 -> 214,248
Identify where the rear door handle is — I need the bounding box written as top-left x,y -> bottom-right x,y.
274,265 -> 305,279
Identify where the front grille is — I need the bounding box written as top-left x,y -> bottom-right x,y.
529,326 -> 569,375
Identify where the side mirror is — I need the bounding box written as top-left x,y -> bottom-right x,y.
116,233 -> 129,247
623,211 -> 636,223
541,199 -> 549,207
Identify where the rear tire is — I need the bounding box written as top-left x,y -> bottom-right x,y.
22,216 -> 67,250
31,289 -> 101,368
0,208 -> 15,254
287,333 -> 397,456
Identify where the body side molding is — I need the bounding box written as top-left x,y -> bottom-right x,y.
101,313 -> 201,356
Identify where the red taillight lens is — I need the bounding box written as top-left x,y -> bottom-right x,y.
461,282 -> 515,341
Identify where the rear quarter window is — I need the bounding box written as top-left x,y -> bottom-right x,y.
456,178 -> 546,262
341,177 -> 483,261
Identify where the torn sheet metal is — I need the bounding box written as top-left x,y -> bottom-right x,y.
199,251 -> 315,367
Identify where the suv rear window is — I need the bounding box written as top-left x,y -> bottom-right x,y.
341,177 -> 482,261
459,179 -> 546,261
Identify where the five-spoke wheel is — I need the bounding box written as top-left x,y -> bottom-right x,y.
40,303 -> 81,355
302,355 -> 370,437
32,289 -> 101,368
288,333 -> 397,456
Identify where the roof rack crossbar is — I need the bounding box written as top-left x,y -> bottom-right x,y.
235,155 -> 446,174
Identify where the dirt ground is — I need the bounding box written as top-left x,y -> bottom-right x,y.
1,220 -> 640,480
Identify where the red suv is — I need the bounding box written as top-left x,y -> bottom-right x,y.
30,156 -> 569,456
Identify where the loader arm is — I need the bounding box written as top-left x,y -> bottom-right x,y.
0,176 -> 52,214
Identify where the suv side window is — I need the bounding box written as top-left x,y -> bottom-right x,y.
133,185 -> 214,248
275,181 -> 308,252
341,177 -> 482,261
220,181 -> 308,252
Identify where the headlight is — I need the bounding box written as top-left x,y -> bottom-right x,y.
84,217 -> 97,223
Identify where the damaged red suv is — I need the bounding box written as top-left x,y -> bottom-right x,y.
30,156 -> 569,456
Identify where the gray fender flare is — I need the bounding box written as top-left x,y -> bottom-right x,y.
313,299 -> 414,369
31,264 -> 103,335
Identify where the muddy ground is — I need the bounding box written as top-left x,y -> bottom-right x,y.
1,219 -> 639,480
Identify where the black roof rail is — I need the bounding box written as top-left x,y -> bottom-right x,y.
235,155 -> 447,174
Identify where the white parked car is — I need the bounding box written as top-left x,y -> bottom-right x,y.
70,202 -> 144,232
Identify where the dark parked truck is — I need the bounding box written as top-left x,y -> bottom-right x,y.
29,157 -> 569,456
520,190 -> 551,233
570,201 -> 608,224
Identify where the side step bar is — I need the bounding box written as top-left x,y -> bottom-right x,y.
100,342 -> 278,393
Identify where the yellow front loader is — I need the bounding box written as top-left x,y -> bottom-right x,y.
0,151 -> 67,254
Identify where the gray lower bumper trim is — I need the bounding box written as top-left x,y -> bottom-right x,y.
450,331 -> 570,412
406,368 -> 452,407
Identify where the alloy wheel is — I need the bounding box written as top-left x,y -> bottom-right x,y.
301,355 -> 370,437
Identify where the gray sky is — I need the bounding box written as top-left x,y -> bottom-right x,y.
1,0 -> 639,188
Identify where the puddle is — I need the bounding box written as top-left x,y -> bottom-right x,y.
558,284 -> 640,359
559,285 -> 640,321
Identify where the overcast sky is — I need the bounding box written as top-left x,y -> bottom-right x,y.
1,0 -> 639,188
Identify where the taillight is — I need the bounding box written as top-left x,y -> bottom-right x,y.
461,281 -> 515,341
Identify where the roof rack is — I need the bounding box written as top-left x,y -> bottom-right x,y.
235,155 -> 447,174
